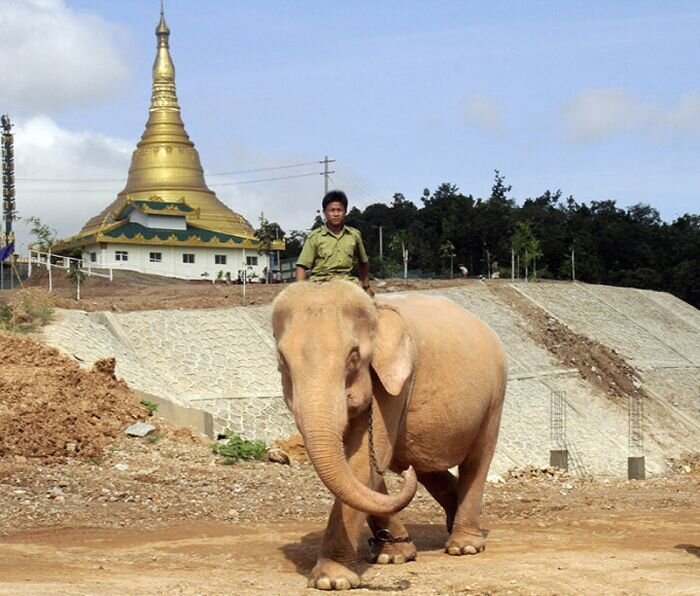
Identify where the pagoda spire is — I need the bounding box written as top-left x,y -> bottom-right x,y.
120,2 -> 208,196
151,1 -> 179,113
76,6 -> 255,239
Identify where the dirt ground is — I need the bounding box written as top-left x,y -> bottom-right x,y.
2,268 -> 472,312
1,274 -> 699,594
0,432 -> 698,596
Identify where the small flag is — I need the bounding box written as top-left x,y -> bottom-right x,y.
0,241 -> 15,261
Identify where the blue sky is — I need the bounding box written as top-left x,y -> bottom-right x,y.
2,1 -> 699,251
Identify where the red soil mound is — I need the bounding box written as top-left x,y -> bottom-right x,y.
0,331 -> 147,460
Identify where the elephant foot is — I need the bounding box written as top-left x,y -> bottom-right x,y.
445,531 -> 486,556
308,558 -> 361,591
368,528 -> 416,565
369,539 -> 416,565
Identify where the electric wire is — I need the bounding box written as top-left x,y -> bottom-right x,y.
16,160 -> 321,183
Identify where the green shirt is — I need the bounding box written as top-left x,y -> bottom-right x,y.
296,224 -> 369,281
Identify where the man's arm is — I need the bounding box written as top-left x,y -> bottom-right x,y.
355,231 -> 372,294
358,261 -> 370,288
295,234 -> 316,282
295,265 -> 308,282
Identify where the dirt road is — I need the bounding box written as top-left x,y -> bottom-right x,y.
1,431 -> 698,596
1,504 -> 698,595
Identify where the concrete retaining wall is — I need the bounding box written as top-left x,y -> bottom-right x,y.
41,281 -> 700,477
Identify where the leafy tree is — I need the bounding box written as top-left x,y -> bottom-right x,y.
283,230 -> 307,259
511,222 -> 542,279
66,250 -> 86,301
25,216 -> 56,252
255,213 -> 284,281
439,240 -> 456,278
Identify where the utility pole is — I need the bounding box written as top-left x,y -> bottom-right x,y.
1,114 -> 16,290
378,226 -> 383,259
320,155 -> 336,195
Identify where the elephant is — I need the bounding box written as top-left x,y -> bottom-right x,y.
271,281 -> 507,591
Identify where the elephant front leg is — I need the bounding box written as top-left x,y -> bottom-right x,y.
367,478 -> 416,565
308,497 -> 367,590
367,515 -> 416,564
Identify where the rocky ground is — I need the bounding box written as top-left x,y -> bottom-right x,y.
0,424 -> 698,595
1,275 -> 699,594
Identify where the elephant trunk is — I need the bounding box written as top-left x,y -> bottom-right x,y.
297,388 -> 417,517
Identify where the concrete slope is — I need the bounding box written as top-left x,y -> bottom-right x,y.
41,281 -> 699,477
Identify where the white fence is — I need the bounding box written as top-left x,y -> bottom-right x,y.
28,249 -> 113,295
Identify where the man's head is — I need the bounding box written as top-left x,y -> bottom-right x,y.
322,190 -> 348,229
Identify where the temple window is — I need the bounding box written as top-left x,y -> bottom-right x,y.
115,250 -> 129,262
150,252 -> 162,263
89,252 -> 97,263
246,256 -> 258,266
215,254 -> 227,265
183,253 -> 195,264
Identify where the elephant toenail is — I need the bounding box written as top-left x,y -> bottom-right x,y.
447,546 -> 462,555
377,553 -> 391,564
463,545 -> 478,554
316,577 -> 332,590
394,555 -> 406,564
335,578 -> 351,590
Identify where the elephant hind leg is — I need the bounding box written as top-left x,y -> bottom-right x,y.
367,479 -> 416,565
446,404 -> 503,556
416,470 -> 459,533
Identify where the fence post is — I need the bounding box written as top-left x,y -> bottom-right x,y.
550,390 -> 568,470
628,394 -> 645,480
48,249 -> 53,293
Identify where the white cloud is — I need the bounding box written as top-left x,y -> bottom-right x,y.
562,87 -> 700,142
0,0 -> 130,113
462,94 -> 503,133
13,115 -> 132,251
561,88 -> 652,142
664,90 -> 700,134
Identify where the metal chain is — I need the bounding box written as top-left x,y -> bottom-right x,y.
367,398 -> 384,476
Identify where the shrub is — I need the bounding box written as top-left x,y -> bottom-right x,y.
211,431 -> 267,465
140,399 -> 159,416
0,296 -> 53,334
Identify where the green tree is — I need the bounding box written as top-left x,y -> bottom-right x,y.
283,229 -> 307,259
66,250 -> 86,301
439,240 -> 456,278
254,213 -> 281,282
511,221 -> 542,279
25,216 -> 57,252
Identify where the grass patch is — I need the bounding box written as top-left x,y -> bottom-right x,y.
211,431 -> 267,465
0,295 -> 53,334
140,399 -> 159,416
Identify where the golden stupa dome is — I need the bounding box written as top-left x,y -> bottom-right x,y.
79,8 -> 254,238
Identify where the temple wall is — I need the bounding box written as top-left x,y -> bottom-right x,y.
81,243 -> 270,281
41,281 -> 700,478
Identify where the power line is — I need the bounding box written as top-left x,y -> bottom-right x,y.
210,172 -> 321,186
18,171 -> 322,193
16,160 -> 321,183
208,161 -> 320,177
18,177 -> 125,183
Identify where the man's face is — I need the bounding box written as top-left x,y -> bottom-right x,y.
323,201 -> 346,227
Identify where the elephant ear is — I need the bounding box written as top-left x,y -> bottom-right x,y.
371,306 -> 415,396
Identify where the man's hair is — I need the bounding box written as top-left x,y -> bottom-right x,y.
322,190 -> 348,211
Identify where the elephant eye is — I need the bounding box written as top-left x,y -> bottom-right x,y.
277,350 -> 288,371
347,347 -> 361,369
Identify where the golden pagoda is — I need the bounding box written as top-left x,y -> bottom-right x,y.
56,6 -> 281,280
